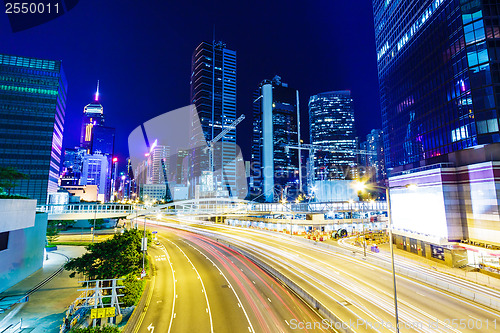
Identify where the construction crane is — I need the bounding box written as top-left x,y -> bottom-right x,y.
206,114 -> 245,173
284,143 -> 377,191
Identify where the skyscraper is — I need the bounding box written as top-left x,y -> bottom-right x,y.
359,129 -> 386,185
0,54 -> 67,203
67,83 -> 115,200
190,41 -> 237,196
373,0 -> 500,260
251,76 -> 300,202
308,91 -> 356,180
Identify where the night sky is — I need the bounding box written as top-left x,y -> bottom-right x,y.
1,0 -> 381,170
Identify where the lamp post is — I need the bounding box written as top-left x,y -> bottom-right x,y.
352,180 -> 407,332
386,186 -> 400,333
142,216 -> 147,274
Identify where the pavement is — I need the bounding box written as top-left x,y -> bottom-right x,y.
331,236 -> 500,291
0,246 -> 86,333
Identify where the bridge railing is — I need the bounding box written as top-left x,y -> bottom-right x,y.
36,203 -> 135,215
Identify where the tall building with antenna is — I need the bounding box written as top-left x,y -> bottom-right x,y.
190,41 -> 237,197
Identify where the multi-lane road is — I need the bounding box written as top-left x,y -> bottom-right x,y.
146,218 -> 500,333
134,226 -> 332,333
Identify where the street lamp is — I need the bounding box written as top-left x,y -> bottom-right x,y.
351,181 -> 417,333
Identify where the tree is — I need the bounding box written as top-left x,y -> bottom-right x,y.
92,218 -> 106,230
0,167 -> 28,195
46,228 -> 60,244
64,229 -> 147,280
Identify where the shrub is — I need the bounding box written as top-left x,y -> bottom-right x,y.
121,273 -> 145,307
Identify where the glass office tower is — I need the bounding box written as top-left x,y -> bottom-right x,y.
373,0 -> 500,260
190,41 -> 237,197
251,75 -> 300,202
374,0 -> 500,170
308,91 -> 356,180
0,54 -> 67,204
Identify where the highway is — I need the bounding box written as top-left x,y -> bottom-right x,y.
151,218 -> 500,333
134,226 -> 333,333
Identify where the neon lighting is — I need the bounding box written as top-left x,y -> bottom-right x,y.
95,80 -> 100,101
149,139 -> 158,154
0,84 -> 58,95
85,124 -> 93,141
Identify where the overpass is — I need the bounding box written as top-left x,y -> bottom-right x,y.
37,198 -> 387,220
36,203 -> 135,220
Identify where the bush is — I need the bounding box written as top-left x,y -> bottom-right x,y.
121,273 -> 145,307
70,326 -> 120,333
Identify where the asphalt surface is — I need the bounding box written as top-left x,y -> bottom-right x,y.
135,226 -> 334,333
154,219 -> 500,333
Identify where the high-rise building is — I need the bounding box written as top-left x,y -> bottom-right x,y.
251,75 -> 300,202
308,91 -> 356,181
81,154 -> 108,202
68,83 -> 115,200
373,0 -> 500,264
0,54 -> 67,203
190,41 -> 237,196
60,147 -> 87,186
359,129 -> 386,185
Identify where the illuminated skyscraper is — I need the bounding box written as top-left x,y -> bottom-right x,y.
0,54 -> 67,203
373,0 -> 500,259
190,41 -> 237,196
308,91 -> 356,180
72,82 -> 115,200
251,76 -> 300,202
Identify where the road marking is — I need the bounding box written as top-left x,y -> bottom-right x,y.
252,281 -> 255,284
267,298 -> 272,302
238,303 -> 241,307
469,315 -> 480,321
159,244 -> 176,333
182,239 -> 255,333
285,320 -> 289,326
168,239 -> 214,333
173,313 -> 176,318
147,323 -> 154,333
416,292 -> 426,297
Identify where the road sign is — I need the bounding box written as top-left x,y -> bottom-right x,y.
141,269 -> 146,278
90,307 -> 116,319
152,231 -> 157,234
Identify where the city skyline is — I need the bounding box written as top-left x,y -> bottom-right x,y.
0,1 -> 380,167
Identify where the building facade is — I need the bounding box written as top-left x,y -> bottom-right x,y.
373,0 -> 500,267
359,129 -> 386,184
0,54 -> 67,204
80,154 -> 108,202
190,41 -> 237,197
308,91 -> 356,181
251,75 -> 300,202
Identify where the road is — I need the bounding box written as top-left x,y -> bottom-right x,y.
152,218 -> 500,333
135,226 -> 333,333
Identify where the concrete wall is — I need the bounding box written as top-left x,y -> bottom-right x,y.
0,199 -> 36,232
0,212 -> 48,293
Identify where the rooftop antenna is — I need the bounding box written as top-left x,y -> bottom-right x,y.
95,80 -> 100,101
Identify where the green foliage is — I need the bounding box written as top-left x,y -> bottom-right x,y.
70,326 -> 120,333
0,167 -> 28,195
92,218 -> 106,230
64,229 -> 145,280
121,273 -> 145,307
48,219 -> 76,230
46,227 -> 60,244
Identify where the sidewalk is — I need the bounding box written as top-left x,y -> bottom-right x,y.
0,246 -> 86,333
329,237 -> 500,291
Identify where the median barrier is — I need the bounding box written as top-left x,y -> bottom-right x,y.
162,222 -> 500,313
